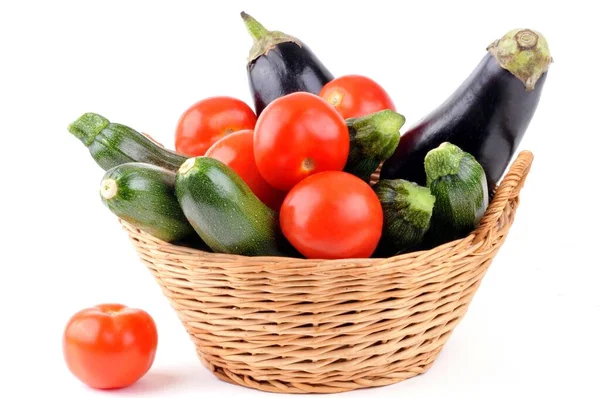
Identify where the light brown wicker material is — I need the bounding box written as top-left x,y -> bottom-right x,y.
122,151 -> 534,394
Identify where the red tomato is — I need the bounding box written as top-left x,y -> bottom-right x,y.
175,96 -> 257,156
205,129 -> 286,211
63,304 -> 158,389
253,92 -> 349,191
280,171 -> 383,259
319,75 -> 396,119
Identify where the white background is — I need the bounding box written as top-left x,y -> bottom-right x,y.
1,0 -> 599,397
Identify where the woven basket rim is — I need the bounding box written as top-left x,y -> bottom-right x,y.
122,150 -> 534,270
124,221 -> 473,262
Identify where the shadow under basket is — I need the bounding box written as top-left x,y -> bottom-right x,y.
121,150 -> 534,394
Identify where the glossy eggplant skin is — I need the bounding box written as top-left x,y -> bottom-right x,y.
380,53 -> 548,193
247,41 -> 333,115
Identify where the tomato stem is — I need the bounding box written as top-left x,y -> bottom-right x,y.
302,158 -> 315,172
326,91 -> 343,107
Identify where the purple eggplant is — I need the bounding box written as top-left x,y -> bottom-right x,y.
380,29 -> 552,193
241,12 -> 333,116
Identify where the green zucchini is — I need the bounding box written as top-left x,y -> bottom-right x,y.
100,163 -> 195,242
373,179 -> 435,256
344,110 -> 405,182
69,113 -> 188,172
425,142 -> 489,245
175,157 -> 292,257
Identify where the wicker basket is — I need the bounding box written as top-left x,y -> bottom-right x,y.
121,150 -> 534,394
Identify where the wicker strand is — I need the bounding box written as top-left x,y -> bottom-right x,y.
121,151 -> 534,394
473,150 -> 533,245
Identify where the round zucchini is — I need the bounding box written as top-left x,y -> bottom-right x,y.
374,179 -> 435,256
425,142 -> 489,246
344,110 -> 405,182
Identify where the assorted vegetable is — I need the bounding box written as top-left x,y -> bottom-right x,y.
175,157 -> 293,257
344,109 -> 405,182
205,129 -> 286,211
63,304 -> 158,389
253,92 -> 349,191
373,179 -> 435,256
320,75 -> 397,119
69,113 -> 188,172
63,13 -> 552,392
380,28 -> 551,194
241,12 -> 334,115
280,171 -> 383,259
174,96 -> 257,157
69,16 -> 550,261
425,142 -> 489,246
100,163 -> 195,243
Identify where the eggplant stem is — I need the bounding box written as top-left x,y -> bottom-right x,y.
240,11 -> 270,42
487,28 -> 552,91
516,29 -> 538,49
240,11 -> 300,62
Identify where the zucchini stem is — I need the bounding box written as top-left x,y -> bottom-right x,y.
373,179 -> 435,255
178,158 -> 196,175
343,110 -> 405,182
349,110 -> 406,159
398,181 -> 436,218
68,113 -> 110,146
100,178 -> 118,200
424,142 -> 464,184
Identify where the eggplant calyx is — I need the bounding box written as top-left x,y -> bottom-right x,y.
240,11 -> 301,62
487,28 -> 552,91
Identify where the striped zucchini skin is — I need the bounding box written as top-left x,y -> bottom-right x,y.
175,157 -> 293,257
373,179 -> 435,256
100,163 -> 194,242
344,110 -> 405,182
425,142 -> 489,246
69,113 -> 188,172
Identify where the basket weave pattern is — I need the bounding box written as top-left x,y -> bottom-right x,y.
122,151 -> 534,394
